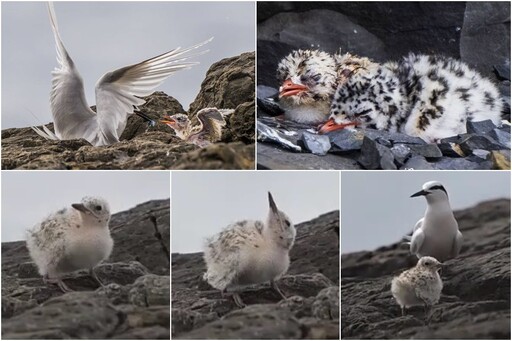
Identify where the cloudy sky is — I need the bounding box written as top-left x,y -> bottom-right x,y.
2,171 -> 170,242
172,171 -> 340,253
1,1 -> 255,129
341,171 -> 511,254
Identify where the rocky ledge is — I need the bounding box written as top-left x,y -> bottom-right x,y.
2,52 -> 255,170
172,211 -> 340,339
342,199 -> 511,339
2,199 -> 170,339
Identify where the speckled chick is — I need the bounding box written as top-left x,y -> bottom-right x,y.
391,256 -> 443,317
203,192 -> 295,307
322,53 -> 504,142
26,196 -> 113,292
276,50 -> 339,124
161,107 -> 233,148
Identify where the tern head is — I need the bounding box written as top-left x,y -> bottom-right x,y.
160,114 -> 191,139
266,192 -> 295,250
417,256 -> 443,272
410,181 -> 449,203
72,196 -> 111,225
277,50 -> 338,108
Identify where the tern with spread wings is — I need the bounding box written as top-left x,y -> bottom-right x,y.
32,2 -> 212,146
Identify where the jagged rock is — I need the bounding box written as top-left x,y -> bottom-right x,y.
491,150 -> 512,170
408,144 -> 443,158
358,137 -> 397,170
488,128 -> 512,149
400,155 -> 435,170
458,135 -> 505,154
433,157 -> 492,170
1,200 -> 170,339
328,129 -> 364,152
300,132 -> 331,155
341,199 -> 511,339
466,119 -> 497,135
172,211 -> 340,339
2,53 -> 255,170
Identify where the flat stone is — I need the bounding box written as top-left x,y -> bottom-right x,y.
466,120 -> 497,135
408,144 -> 443,158
328,129 -> 364,152
300,132 -> 331,156
257,97 -> 284,116
400,155 -> 434,170
472,149 -> 491,160
363,129 -> 427,145
459,135 -> 505,154
433,157 -> 493,170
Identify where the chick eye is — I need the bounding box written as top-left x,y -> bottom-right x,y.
425,261 -> 430,266
284,219 -> 291,226
95,205 -> 102,211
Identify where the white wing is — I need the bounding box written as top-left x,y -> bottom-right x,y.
94,37 -> 213,145
410,226 -> 425,256
47,2 -> 98,143
451,230 -> 463,258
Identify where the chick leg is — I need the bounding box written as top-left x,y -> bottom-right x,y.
232,293 -> 246,308
89,268 -> 104,287
44,274 -> 72,293
271,279 -> 287,300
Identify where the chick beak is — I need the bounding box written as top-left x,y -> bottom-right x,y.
279,79 -> 308,98
160,115 -> 176,126
72,203 -> 90,214
318,118 -> 357,134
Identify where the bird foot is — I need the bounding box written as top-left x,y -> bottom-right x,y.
232,293 -> 246,308
271,280 -> 287,300
89,268 -> 105,287
44,275 -> 73,293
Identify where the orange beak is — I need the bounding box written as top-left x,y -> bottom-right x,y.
279,79 -> 308,98
160,115 -> 176,126
318,118 -> 357,134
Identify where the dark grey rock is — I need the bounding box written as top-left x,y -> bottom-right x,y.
494,63 -> 511,81
300,131 -> 331,156
129,275 -> 170,307
487,128 -> 511,149
358,136 -> 397,170
400,155 -> 435,170
257,85 -> 279,100
257,121 -> 302,152
408,144 -> 443,158
472,149 -> 491,160
364,129 -> 426,145
434,157 -> 492,170
459,135 -> 505,154
466,119 -> 497,135
328,129 -> 364,152
390,144 -> 412,165
257,97 -> 284,117
437,142 -> 465,157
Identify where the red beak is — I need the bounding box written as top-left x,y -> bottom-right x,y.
318,118 -> 357,134
279,79 -> 308,98
160,115 -> 176,126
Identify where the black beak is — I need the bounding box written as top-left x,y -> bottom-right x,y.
268,192 -> 278,214
410,190 -> 429,198
72,203 -> 89,213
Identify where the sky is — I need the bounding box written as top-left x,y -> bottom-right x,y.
1,171 -> 170,242
1,1 -> 255,129
341,171 -> 511,254
171,171 -> 340,253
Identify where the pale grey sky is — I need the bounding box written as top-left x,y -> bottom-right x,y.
2,171 -> 170,242
341,171 -> 511,253
1,1 -> 255,129
171,171 -> 340,253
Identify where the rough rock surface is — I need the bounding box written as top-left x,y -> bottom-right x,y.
2,52 -> 255,170
342,199 -> 511,339
1,199 -> 170,339
257,2 -> 510,170
172,211 -> 340,339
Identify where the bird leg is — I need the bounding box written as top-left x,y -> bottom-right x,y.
44,274 -> 73,293
89,268 -> 104,287
401,306 -> 405,317
270,279 -> 287,300
232,293 -> 246,308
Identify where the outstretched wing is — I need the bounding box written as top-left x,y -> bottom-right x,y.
195,108 -> 233,141
94,38 -> 213,145
46,2 -> 97,142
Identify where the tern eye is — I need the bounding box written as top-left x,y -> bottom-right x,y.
95,205 -> 102,211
